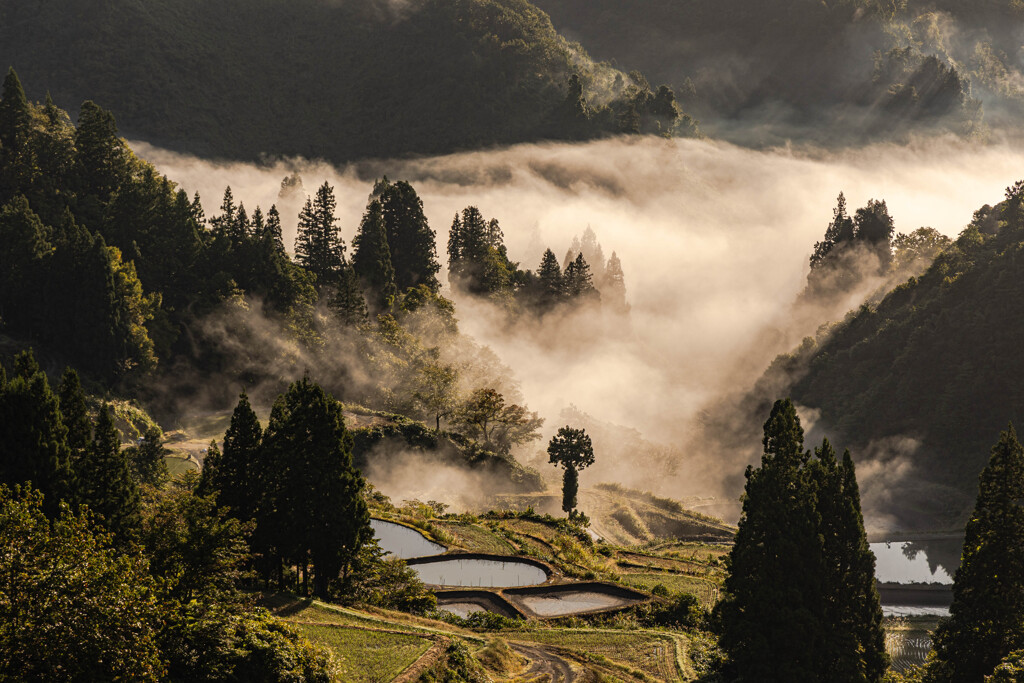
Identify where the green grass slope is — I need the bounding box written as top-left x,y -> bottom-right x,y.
0,0 -> 629,163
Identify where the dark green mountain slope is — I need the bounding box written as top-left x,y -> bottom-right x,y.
757,189 -> 1024,527
531,0 -> 999,145
0,0 -> 678,163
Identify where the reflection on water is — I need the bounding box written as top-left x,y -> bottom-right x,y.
438,601 -> 487,618
370,519 -> 446,559
411,558 -> 547,587
871,539 -> 961,585
514,591 -> 632,617
883,605 -> 950,618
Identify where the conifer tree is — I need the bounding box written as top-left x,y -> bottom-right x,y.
352,199 -> 398,312
258,377 -> 370,597
265,205 -> 285,255
0,67 -> 30,152
926,425 -> 1024,683
810,192 -> 856,269
294,182 -> 344,290
77,404 -> 140,543
718,399 -> 888,682
74,101 -> 126,208
809,439 -> 888,681
125,427 -> 169,488
579,226 -> 606,280
330,262 -> 368,325
564,252 -> 600,302
375,178 -> 440,292
0,350 -> 72,513
602,251 -> 629,313
718,399 -> 821,682
214,392 -> 262,522
536,248 -> 564,311
58,367 -> 91,456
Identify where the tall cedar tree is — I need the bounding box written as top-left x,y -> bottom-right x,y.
78,404 -> 140,543
603,251 -> 629,313
214,391 -> 263,523
58,368 -> 92,457
536,248 -> 564,311
0,350 -> 72,514
718,398 -> 887,682
258,377 -> 370,597
294,182 -> 345,289
926,425 -> 1024,683
547,426 -> 595,516
352,199 -> 398,312
564,252 -> 600,302
374,178 -> 440,292
808,439 -> 888,681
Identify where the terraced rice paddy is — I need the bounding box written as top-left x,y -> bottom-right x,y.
885,617 -> 938,673
370,519 -> 445,559
410,557 -> 548,588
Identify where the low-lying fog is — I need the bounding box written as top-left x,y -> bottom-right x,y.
134,135 -> 1024,527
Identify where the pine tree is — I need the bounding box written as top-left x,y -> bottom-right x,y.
209,187 -> 237,238
926,425 -> 1024,683
77,404 -> 140,543
718,399 -> 888,682
564,252 -> 600,303
602,251 -> 629,313
215,392 -> 262,522
352,199 -> 398,312
74,101 -> 126,208
579,226 -> 606,281
717,398 -> 822,682
809,439 -> 888,681
294,182 -> 345,290
330,262 -> 368,325
0,67 -> 30,152
536,248 -> 564,311
810,192 -> 856,269
265,205 -> 285,255
0,350 -> 72,514
258,377 -> 371,597
58,367 -> 92,456
375,179 -> 440,292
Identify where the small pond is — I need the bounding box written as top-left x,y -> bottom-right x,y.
512,590 -> 633,617
410,558 -> 547,588
370,519 -> 445,559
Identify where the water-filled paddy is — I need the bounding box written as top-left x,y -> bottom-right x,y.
370,519 -> 445,559
409,558 -> 547,587
513,590 -> 632,617
438,602 -> 488,618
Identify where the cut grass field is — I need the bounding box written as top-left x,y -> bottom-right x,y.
292,624 -> 433,683
621,573 -> 722,607
513,629 -> 683,680
164,454 -> 197,478
433,520 -> 517,555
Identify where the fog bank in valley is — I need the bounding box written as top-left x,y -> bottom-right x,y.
135,135 -> 1024,527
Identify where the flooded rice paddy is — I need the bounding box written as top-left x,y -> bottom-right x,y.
370,519 -> 446,559
409,557 -> 548,588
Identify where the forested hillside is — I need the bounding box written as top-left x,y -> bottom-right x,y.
738,184 -> 1024,528
0,0 -> 692,163
531,0 -> 1016,145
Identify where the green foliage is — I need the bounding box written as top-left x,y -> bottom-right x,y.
778,185 -> 1024,525
344,546 -> 437,614
452,387 -> 544,455
926,426 -> 1024,683
374,178 -> 441,293
716,399 -> 887,682
352,199 -> 398,312
0,0 -> 677,164
987,650 -> 1024,682
125,426 -> 171,487
548,425 -> 595,516
0,350 -> 72,513
77,403 -> 141,543
0,486 -> 164,681
257,377 -> 371,597
294,182 -> 345,291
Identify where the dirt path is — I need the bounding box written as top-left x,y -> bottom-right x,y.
511,644 -> 577,683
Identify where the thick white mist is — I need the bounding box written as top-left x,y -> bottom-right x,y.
133,135 -> 1024,511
